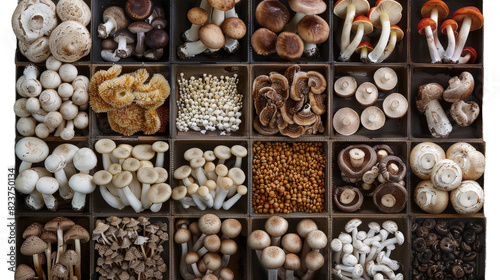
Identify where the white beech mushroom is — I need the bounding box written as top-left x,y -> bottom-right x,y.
333,0 -> 370,53
93,170 -> 125,210
213,177 -> 233,210
223,185 -> 247,210
152,141 -> 169,167
147,183 -> 171,212
450,7 -> 483,63
113,171 -> 143,212
137,167 -> 159,209
367,0 -> 402,63
417,18 -> 441,63
95,139 -> 116,171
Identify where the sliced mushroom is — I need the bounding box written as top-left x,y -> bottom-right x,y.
334,186 -> 363,212
414,180 -> 449,214
334,76 -> 357,98
338,144 -> 377,182
446,142 -> 485,180
293,104 -> 317,126
333,108 -> 360,136
253,75 -> 272,100
269,72 -> 290,100
450,180 -> 484,215
379,155 -> 406,182
383,93 -> 408,119
290,71 -> 309,101
373,67 -> 398,91
307,71 -> 327,94
443,72 -> 474,103
355,82 -> 378,106
410,142 -> 446,180
373,182 -> 407,213
450,100 -> 480,127
430,159 -> 463,192
279,123 -> 305,138
360,106 -> 385,130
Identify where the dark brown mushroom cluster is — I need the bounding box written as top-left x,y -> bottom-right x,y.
98,1 -> 169,61
89,65 -> 171,136
336,144 -> 407,213
252,65 -> 327,138
16,217 -> 89,280
251,0 -> 330,60
411,219 -> 483,280
94,217 -> 168,280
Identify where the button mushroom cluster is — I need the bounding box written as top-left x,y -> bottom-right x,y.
98,1 -> 169,61
252,0 -> 330,60
15,62 -> 89,140
331,219 -> 404,280
333,68 -> 408,136
176,73 -> 243,135
93,139 -> 171,213
411,219 -> 483,280
178,0 -> 247,59
173,145 -> 247,211
94,217 -> 168,280
417,72 -> 479,138
12,0 -> 91,63
175,215 -> 241,279
411,142 -> 485,215
89,65 -> 171,136
337,144 -> 408,213
253,65 -> 327,138
417,1 -> 483,63
18,217 -> 89,280
249,217 -> 327,280
334,0 -> 403,63
15,139 -> 98,212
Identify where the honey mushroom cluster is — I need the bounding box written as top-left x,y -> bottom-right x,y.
15,139 -> 98,212
253,65 -> 327,138
16,217 -> 89,280
417,1 -> 483,64
334,0 -> 403,63
333,67 -> 408,136
252,142 -> 326,214
331,219 -> 404,280
89,65 -> 170,136
178,0 -> 247,59
94,217 -> 168,280
98,1 -> 169,62
176,73 -> 243,135
336,144 -> 407,213
411,219 -> 483,279
411,142 -> 485,215
12,0 -> 91,63
175,215 -> 241,280
252,0 -> 330,61
248,217 -> 327,280
94,139 -> 171,213
417,71 -> 480,138
173,145 -> 248,211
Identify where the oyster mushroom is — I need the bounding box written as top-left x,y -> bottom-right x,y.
372,182 -> 407,213
414,180 -> 449,214
307,71 -> 327,94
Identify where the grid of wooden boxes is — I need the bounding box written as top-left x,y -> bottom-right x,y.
14,0 -> 485,279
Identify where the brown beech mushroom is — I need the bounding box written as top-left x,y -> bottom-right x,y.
379,155 -> 406,182
184,7 -> 208,42
451,7 -> 483,63
355,82 -> 378,106
361,106 -> 385,131
450,100 -> 480,127
221,17 -> 247,54
446,142 -> 485,180
178,24 -> 225,59
338,144 -> 377,183
276,32 -> 304,61
373,67 -> 398,91
12,0 -> 57,44
410,142 -> 446,179
443,71 -> 474,102
208,0 -> 235,26
373,182 -> 407,213
255,0 -> 290,33
333,108 -> 360,136
450,180 -> 484,214
128,22 -> 153,58
251,28 -> 278,55
430,159 -> 463,191
356,41 -> 373,63
383,93 -> 408,119
414,180 -> 449,214
49,20 -> 91,62
334,76 -> 357,97
334,186 -> 363,212
416,83 -> 452,138
260,246 -> 286,280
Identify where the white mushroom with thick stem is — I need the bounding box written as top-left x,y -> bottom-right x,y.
36,176 -> 59,211
68,173 -> 95,211
16,137 -> 49,173
44,154 -> 73,200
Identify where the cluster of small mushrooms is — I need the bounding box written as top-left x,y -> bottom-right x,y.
417,71 -> 479,138
94,217 -> 168,280
252,0 -> 330,60
176,73 -> 243,135
337,144 -> 408,213
12,0 -> 91,63
411,142 -> 485,215
175,214 -> 241,280
253,65 -> 327,138
98,1 -> 169,61
248,216 -> 327,280
17,217 -> 89,280
178,0 -> 246,59
173,145 -> 247,211
89,65 -> 171,136
334,0 -> 403,63
94,139 -> 171,213
334,68 -> 408,136
411,219 -> 483,280
417,1 -> 483,64
15,62 -> 89,140
15,139 -> 98,212
331,219 -> 404,280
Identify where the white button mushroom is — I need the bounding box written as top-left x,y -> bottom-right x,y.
36,177 -> 59,211
414,180 -> 449,214
45,154 -> 74,200
73,112 -> 88,130
72,148 -> 97,174
68,173 -> 95,211
450,180 -> 484,215
46,56 -> 62,71
40,70 -> 62,89
17,117 -> 36,136
58,64 -> 78,83
20,65 -> 42,97
16,137 -> 49,173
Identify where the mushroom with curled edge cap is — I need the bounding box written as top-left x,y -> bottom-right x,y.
255,0 -> 290,33
356,41 -> 373,63
309,92 -> 327,116
293,104 -> 317,126
361,106 -> 385,131
450,180 -> 484,215
98,6 -> 129,38
459,46 -> 478,64
20,236 -> 47,280
451,7 -> 483,63
418,18 -> 441,63
446,142 -> 485,180
441,19 -> 458,62
414,180 -> 449,214
372,182 -> 407,213
297,15 -> 330,58
307,71 -> 326,94
374,67 -> 398,91
334,185 -> 363,212
334,0 -> 370,53
377,25 -> 403,62
416,83 -> 452,138
367,0 -> 402,63
450,100 -> 480,127
11,0 -> 57,44
443,71 -> 474,102
338,144 -> 377,182
183,7 -> 208,42
251,28 -> 278,55
383,93 -> 408,119
221,17 -> 247,54
260,246 -> 286,280
430,159 -> 462,191
178,24 -> 225,59
280,123 -> 306,138
208,0 -> 235,26
335,76 -> 357,98
276,32 -> 304,61
333,108 -> 360,136
284,0 -> 327,33
355,82 -> 378,106
339,15 -> 373,62
421,0 -> 449,59
410,142 -> 446,179
379,155 -> 406,182
125,0 -> 153,20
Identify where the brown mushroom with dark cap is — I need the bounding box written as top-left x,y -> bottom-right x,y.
125,0 -> 153,20
44,217 -> 75,264
113,29 -> 135,58
374,67 -> 398,91
334,185 -> 363,212
297,15 -> 330,57
285,0 -> 327,33
255,0 -> 290,33
15,264 -> 36,280
372,181 -> 407,213
335,76 -> 357,98
98,6 -> 129,39
145,29 -> 169,60
309,92 -> 327,116
339,15 -> 373,61
209,0 -> 235,26
221,17 -> 247,54
23,223 -> 43,238
450,100 -> 480,127
184,7 -> 209,42
289,71 -> 308,101
361,106 -> 385,131
355,82 -> 378,106
373,144 -> 394,160
338,144 -> 377,182
377,25 -> 404,62
151,17 -> 168,30
383,93 -> 408,119
276,31 -> 304,61
178,24 -> 225,59
20,236 -> 47,280
443,71 -> 474,102
251,28 -> 277,56
451,7 -> 483,63
128,22 -> 153,58
356,41 -> 373,63
379,155 -> 406,182
333,107 -> 360,136
416,83 -> 452,138
367,0 -> 403,62
63,224 -> 89,280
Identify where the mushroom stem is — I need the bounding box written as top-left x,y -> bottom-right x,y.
349,148 -> 365,168
340,4 -> 356,52
443,25 -> 456,62
178,40 -> 208,58
424,99 -> 452,138
368,13 -> 390,62
33,254 -> 46,280
156,152 -> 165,168
99,185 -> 125,209
74,239 -> 82,280
430,8 -> 445,58
359,46 -> 369,62
222,192 -> 243,210
423,25 -> 442,63
149,203 -> 163,212
267,269 -> 279,280
119,187 -> 143,212
339,23 -> 365,61
458,52 -> 474,64
71,191 -> 88,212
224,37 -> 240,54
141,183 -> 153,209
116,37 -> 128,55
451,17 -> 472,63
134,32 -> 146,57
377,29 -> 397,62
303,41 -> 318,58
211,9 -> 225,26
283,13 -> 306,33
98,20 -> 116,38
25,190 -> 45,210
184,24 -> 203,42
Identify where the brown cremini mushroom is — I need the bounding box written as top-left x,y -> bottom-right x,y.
98,6 -> 129,39
255,0 -> 290,33
372,182 -> 407,213
450,100 -> 479,127
334,185 -> 364,212
443,71 -> 474,102
416,83 -> 452,138
125,0 -> 153,20
251,28 -> 278,55
338,144 -> 377,182
275,32 -> 304,61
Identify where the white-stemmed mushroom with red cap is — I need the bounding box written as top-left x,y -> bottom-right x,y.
16,137 -> 49,173
459,46 -> 478,64
333,0 -> 370,53
383,93 -> 408,119
418,18 -> 441,63
355,82 -> 378,106
261,246 -> 286,280
333,107 -> 360,136
367,0 -> 402,63
421,0 -> 449,59
68,173 -> 95,211
339,15 -> 373,61
377,25 -> 403,62
451,7 -> 483,63
284,0 -> 327,33
441,19 -> 458,62
361,106 -> 385,131
356,41 -> 373,63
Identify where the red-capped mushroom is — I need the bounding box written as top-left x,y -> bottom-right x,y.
339,15 -> 373,61
441,19 -> 458,62
356,41 -> 373,62
377,25 -> 403,62
451,7 -> 483,63
421,0 -> 449,59
333,0 -> 370,53
418,18 -> 441,63
367,0 -> 402,62
458,47 -> 477,64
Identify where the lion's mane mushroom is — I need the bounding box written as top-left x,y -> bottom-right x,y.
49,20 -> 91,62
416,83 -> 452,138
450,100 -> 480,127
338,145 -> 377,183
443,71 -> 474,102
446,142 -> 485,180
334,186 -> 363,212
410,142 -> 446,179
56,0 -> 91,26
12,0 -> 57,44
414,180 -> 449,214
450,180 -> 484,215
373,182 -> 407,213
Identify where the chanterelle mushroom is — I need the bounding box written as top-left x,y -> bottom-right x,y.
12,0 -> 57,44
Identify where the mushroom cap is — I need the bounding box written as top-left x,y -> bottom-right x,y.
112,171 -> 134,189
125,0 -> 153,20
114,28 -> 135,44
15,169 -> 39,194
73,147 -> 97,172
147,183 -> 171,203
453,7 -> 484,31
214,145 -> 232,161
265,216 -> 288,237
203,253 -> 222,271
390,25 -> 404,41
333,0 -> 370,19
410,142 -> 446,179
417,18 -> 436,34
443,71 -> 474,102
334,185 -> 363,212
383,93 -> 408,119
137,167 -> 159,184
16,137 -> 49,164
361,106 -> 385,130
49,20 -> 91,62
261,246 -> 286,269
430,159 -> 463,191
187,7 -> 209,25
132,144 -> 155,161
185,148 -> 204,161
69,173 -> 95,194
283,253 -> 302,270
446,142 -> 484,180
228,168 -> 245,185
95,139 -> 116,154
199,24 -> 225,49
185,251 -> 200,265
333,107 -> 360,136
441,19 -> 458,33
450,100 -> 480,127
221,17 -> 247,40
381,220 -> 398,233
355,82 -> 378,106
309,92 -> 327,116
20,236 -> 47,256
191,157 -> 206,169
251,28 -> 278,55
248,230 -> 271,250
308,71 -> 327,94
22,223 -> 43,239
281,233 -> 302,253
276,31 -> 304,61
56,0 -> 91,26
414,180 -> 449,214
154,167 -> 169,183
369,0 -> 402,28
280,123 -> 305,138
416,83 -> 443,112
172,186 -> 188,200
450,180 -> 484,215
421,0 -> 449,19
203,234 -> 222,252
296,219 -> 317,238
373,67 -> 398,91
60,249 -> 79,267
208,0 -> 235,11
231,145 -> 247,158
372,182 -> 407,213
198,214 -> 221,235
306,230 -> 328,250
145,29 -> 169,49
64,224 -> 90,243
174,228 -> 191,244
289,0 -> 327,15
334,76 -> 357,97
221,219 -> 242,238
304,250 -> 325,271
255,0 -> 290,33
297,15 -> 330,44
44,217 -> 75,232
14,264 -> 36,280
356,41 -> 373,53
461,47 -> 478,64
128,21 -> 153,34
352,15 -> 374,35
11,0 -> 57,44
122,158 -> 140,172
293,104 -> 317,126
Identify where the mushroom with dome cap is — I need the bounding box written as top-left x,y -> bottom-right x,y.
44,217 -> 75,263
251,28 -> 278,56
16,137 -> 49,173
339,15 -> 373,61
421,0 -> 449,59
356,41 -> 373,62
113,171 -> 143,212
302,251 -> 324,280
276,32 -> 304,61
450,180 -> 484,215
15,264 -> 36,280
59,250 -> 79,280
98,6 -> 129,38
68,173 -> 95,211
383,93 -> 408,119
418,18 -> 441,63
137,167 -> 159,209
63,224 -> 89,280
147,183 -> 171,212
255,0 -> 290,33
377,25 -> 403,62
221,17 -> 247,54
192,214 -> 222,251
333,108 -> 360,136
446,142 -> 484,180
355,82 -> 378,106
297,15 -> 330,57
334,0 -> 370,53
36,177 -> 59,211
248,230 -> 271,261
221,219 -> 242,239
265,216 -> 288,246
209,0 -> 235,26
144,29 -> 169,60
183,7 -> 208,42
128,21 -> 153,58
260,246 -> 286,280
410,142 -> 446,179
49,21 -> 91,63
178,24 -> 225,59
73,148 -> 97,174
414,180 -> 449,214
451,7 -> 483,63
367,0 -> 402,62
95,139 -> 116,170
284,0 -> 327,33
